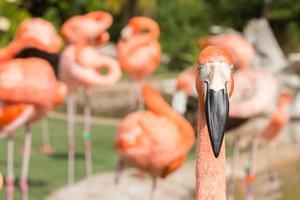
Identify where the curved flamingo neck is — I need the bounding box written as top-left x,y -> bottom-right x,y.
0,48 -> 13,63
142,84 -> 195,146
196,104 -> 226,200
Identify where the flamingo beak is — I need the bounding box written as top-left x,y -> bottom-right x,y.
120,26 -> 133,39
198,62 -> 231,158
205,84 -> 229,158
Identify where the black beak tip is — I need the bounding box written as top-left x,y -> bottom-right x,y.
212,142 -> 222,158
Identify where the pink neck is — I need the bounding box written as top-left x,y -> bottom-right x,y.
196,108 -> 226,200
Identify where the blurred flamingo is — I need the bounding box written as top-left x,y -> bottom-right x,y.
115,83 -> 195,196
117,16 -> 161,109
195,46 -> 234,200
0,18 -> 61,64
172,67 -> 197,115
242,91 -> 292,200
60,11 -> 121,184
0,58 -> 66,200
0,18 -> 62,154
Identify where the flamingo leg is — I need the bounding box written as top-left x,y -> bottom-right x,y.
20,126 -> 32,200
266,142 -> 277,184
132,80 -> 144,110
245,138 -> 258,200
67,94 -> 76,184
40,117 -> 54,154
114,159 -> 125,184
150,176 -> 157,200
83,90 -> 93,177
227,136 -> 241,200
6,135 -> 14,200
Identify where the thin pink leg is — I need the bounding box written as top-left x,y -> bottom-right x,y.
132,80 -> 144,111
245,138 -> 258,200
227,136 -> 241,200
39,117 -> 55,154
83,90 -> 93,177
20,126 -> 32,200
150,176 -> 157,200
114,159 -> 125,184
6,136 -> 14,200
67,94 -> 76,184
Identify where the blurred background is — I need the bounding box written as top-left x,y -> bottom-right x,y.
1,0 -> 300,200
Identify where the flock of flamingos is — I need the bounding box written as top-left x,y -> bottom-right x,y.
0,10 -> 293,200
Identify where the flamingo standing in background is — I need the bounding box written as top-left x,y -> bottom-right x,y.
60,11 -> 121,184
115,83 -> 195,197
194,46 -> 234,200
0,18 -> 63,154
242,91 -> 292,200
172,67 -> 197,115
117,16 -> 161,110
0,18 -> 61,64
0,58 -> 66,200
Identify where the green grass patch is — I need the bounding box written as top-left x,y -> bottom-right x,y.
0,118 -> 118,200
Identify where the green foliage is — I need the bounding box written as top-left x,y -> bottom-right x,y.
2,0 -> 300,70
157,0 -> 211,70
0,0 -> 30,46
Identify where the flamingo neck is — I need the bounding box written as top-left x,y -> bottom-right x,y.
0,47 -> 14,63
143,84 -> 195,147
196,107 -> 226,200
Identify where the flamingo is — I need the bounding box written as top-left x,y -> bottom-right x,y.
60,11 -> 121,184
199,33 -> 293,199
0,18 -> 62,154
0,18 -> 61,64
172,67 -> 197,115
0,58 -> 66,200
194,46 -> 234,200
117,16 -> 161,109
115,83 -> 195,197
241,91 -> 292,200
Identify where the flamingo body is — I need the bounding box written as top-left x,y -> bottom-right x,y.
116,84 -> 195,178
0,58 -> 56,108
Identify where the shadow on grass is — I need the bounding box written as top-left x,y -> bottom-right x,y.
5,177 -> 47,188
50,152 -> 85,160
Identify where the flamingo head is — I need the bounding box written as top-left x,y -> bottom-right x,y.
120,16 -> 160,40
196,46 -> 234,157
13,18 -> 62,53
61,11 -> 112,46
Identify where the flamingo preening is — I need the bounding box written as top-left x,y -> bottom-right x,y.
0,18 -> 62,154
0,58 -> 66,200
60,11 -> 121,184
117,16 -> 161,109
0,18 -> 62,64
195,46 -> 234,200
115,83 -> 195,197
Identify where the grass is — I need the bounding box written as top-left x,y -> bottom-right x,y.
0,118 -> 118,200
